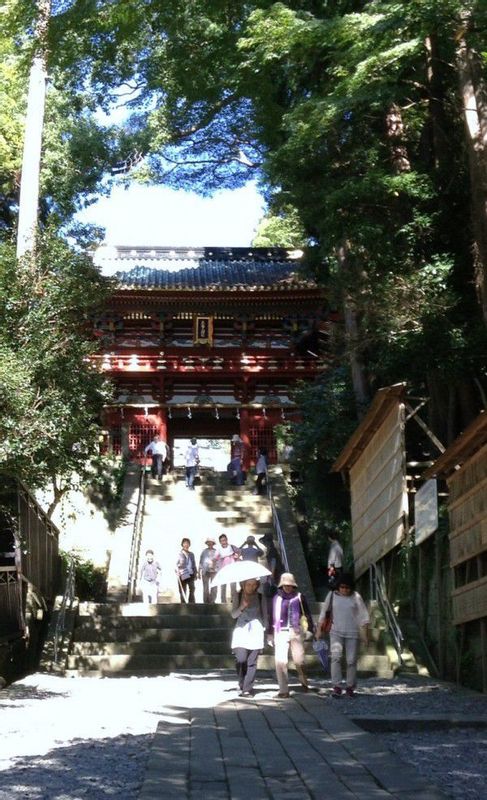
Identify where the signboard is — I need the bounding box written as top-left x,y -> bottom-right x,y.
414,479 -> 438,545
194,316 -> 213,345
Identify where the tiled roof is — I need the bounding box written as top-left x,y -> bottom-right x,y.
94,246 -> 316,290
113,259 -> 313,290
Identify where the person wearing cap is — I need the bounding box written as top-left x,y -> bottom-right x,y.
317,573 -> 369,698
268,572 -> 315,698
198,537 -> 218,603
239,535 -> 264,563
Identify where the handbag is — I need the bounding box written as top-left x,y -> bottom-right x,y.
321,592 -> 334,634
298,594 -> 313,640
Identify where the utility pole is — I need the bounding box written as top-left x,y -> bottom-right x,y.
16,0 -> 51,262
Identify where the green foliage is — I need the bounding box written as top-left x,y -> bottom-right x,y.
60,550 -> 107,601
252,204 -> 307,247
0,232 -> 113,495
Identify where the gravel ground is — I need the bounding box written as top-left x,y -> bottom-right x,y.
333,675 -> 487,800
0,672 -> 485,799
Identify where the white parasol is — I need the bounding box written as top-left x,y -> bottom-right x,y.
210,560 -> 271,588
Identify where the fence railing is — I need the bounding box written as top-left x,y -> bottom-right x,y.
369,562 -> 404,664
126,467 -> 146,602
0,478 -> 60,640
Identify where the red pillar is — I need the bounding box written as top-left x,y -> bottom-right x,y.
156,407 -> 168,441
239,407 -> 251,470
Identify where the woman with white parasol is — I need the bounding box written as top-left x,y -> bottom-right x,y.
212,560 -> 271,697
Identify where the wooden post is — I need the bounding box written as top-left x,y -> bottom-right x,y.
239,407 -> 251,471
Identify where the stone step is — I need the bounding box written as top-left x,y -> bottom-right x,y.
73,627 -> 233,644
78,601 -> 235,618
65,652 -> 392,675
74,615 -> 236,632
71,640 -> 234,656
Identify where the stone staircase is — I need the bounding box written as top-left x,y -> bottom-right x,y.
58,468 -> 395,679
136,467 -> 275,603
64,598 -> 393,678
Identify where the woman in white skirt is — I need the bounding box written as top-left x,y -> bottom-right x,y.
317,572 -> 369,697
231,578 -> 266,697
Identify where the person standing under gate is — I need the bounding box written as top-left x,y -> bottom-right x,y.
144,434 -> 169,481
185,438 -> 200,490
253,448 -> 268,495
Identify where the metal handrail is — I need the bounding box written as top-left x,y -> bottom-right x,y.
126,466 -> 146,602
268,483 -> 289,573
369,562 -> 404,664
53,555 -> 76,664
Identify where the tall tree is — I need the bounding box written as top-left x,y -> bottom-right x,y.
48,0 -> 487,436
0,232 -> 112,509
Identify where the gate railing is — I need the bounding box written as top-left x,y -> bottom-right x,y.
127,467 -> 146,601
268,483 -> 289,573
369,562 -> 404,664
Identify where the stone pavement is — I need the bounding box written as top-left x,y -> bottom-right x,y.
139,681 -> 449,800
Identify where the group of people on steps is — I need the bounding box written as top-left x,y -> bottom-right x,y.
144,433 -> 269,495
140,529 -> 369,699
143,434 -> 368,698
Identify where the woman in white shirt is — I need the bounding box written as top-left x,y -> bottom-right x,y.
317,573 -> 369,697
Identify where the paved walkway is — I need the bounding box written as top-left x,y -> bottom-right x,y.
139,681 -> 449,800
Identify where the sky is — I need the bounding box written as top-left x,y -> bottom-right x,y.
77,182 -> 266,247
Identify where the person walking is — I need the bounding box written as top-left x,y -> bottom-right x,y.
215,533 -> 240,603
227,454 -> 245,486
231,578 -> 267,697
253,448 -> 268,495
239,535 -> 264,562
317,572 -> 369,698
327,533 -> 344,589
139,549 -> 161,604
185,438 -> 200,490
144,434 -> 169,481
175,538 -> 197,603
198,537 -> 218,603
259,533 -> 283,586
268,572 -> 315,698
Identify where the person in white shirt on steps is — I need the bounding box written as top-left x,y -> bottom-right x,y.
144,434 -> 168,481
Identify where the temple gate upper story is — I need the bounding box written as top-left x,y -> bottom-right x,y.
93,246 -> 334,468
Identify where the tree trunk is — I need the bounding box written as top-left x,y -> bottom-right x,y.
337,243 -> 371,418
455,12 -> 487,324
386,104 -> 411,173
16,0 -> 51,263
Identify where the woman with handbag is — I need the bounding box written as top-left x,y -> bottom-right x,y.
268,572 -> 315,698
317,573 -> 369,697
231,578 -> 267,697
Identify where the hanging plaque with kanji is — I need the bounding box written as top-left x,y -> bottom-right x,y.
194,316 -> 213,345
